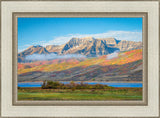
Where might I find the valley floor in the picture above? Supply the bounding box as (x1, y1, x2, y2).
(18, 87, 142, 100)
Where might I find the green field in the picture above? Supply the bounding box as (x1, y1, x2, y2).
(18, 87, 142, 100)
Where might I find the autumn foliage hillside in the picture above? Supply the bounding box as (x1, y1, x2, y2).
(18, 49, 142, 82)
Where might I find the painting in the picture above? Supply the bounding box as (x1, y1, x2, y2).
(17, 17, 143, 101)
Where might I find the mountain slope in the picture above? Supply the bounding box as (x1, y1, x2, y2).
(18, 49, 142, 82)
(61, 37, 119, 57)
(117, 40, 142, 51)
(45, 45, 64, 54)
(18, 45, 49, 62)
(60, 37, 142, 55)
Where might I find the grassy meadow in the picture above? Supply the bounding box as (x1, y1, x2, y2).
(18, 87, 142, 100)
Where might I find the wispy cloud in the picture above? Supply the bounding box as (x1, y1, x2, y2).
(25, 53, 86, 61)
(106, 50, 120, 60)
(32, 41, 47, 46)
(44, 30, 142, 46)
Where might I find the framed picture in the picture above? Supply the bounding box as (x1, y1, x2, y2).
(1, 0, 159, 118)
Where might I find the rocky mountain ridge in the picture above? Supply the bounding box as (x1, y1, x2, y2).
(18, 45, 49, 62)
(18, 37, 142, 62)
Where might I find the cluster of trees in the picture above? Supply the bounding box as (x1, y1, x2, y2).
(41, 81, 111, 90)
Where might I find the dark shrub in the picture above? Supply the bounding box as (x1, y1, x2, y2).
(41, 81, 111, 90)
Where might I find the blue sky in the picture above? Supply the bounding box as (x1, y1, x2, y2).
(18, 18, 142, 52)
